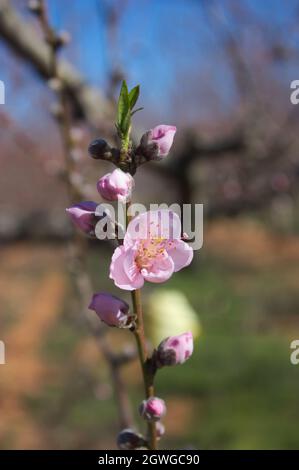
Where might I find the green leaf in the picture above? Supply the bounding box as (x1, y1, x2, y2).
(117, 80, 130, 134)
(131, 107, 144, 117)
(121, 113, 131, 138)
(128, 85, 140, 110)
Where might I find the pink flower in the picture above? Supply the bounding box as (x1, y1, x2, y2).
(88, 292, 132, 328)
(97, 168, 134, 203)
(139, 397, 166, 421)
(66, 201, 99, 236)
(109, 210, 193, 290)
(157, 332, 194, 366)
(140, 125, 176, 159)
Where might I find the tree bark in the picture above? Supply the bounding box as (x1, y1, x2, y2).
(0, 0, 113, 129)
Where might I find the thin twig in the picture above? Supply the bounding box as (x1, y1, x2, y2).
(131, 288, 157, 450)
(126, 204, 157, 450)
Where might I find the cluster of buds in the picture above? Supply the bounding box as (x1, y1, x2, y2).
(116, 399, 166, 448)
(88, 124, 176, 174)
(66, 123, 176, 235)
(132, 332, 193, 446)
(88, 80, 176, 174)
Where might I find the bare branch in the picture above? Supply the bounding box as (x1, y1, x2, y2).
(0, 0, 113, 128)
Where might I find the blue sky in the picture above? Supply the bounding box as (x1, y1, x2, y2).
(2, 0, 299, 129)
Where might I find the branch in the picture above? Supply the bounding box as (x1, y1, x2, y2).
(0, 0, 113, 128)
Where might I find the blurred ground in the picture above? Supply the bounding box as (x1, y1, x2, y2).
(0, 219, 299, 449)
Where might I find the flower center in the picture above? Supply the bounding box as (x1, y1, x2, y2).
(135, 238, 166, 269)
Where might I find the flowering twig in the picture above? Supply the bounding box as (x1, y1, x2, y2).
(29, 4, 194, 450)
(84, 81, 194, 450)
(115, 88, 158, 447)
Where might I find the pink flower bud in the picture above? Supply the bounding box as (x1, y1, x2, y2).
(140, 125, 176, 159)
(88, 292, 132, 328)
(139, 397, 166, 422)
(97, 169, 134, 203)
(66, 201, 100, 236)
(157, 332, 193, 366)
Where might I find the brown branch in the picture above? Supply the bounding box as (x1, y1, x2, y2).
(0, 0, 113, 129)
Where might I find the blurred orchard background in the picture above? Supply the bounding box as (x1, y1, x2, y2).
(1, 0, 299, 450)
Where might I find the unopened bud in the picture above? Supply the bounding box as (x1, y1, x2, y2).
(137, 132, 159, 161)
(156, 332, 194, 367)
(66, 201, 103, 237)
(139, 397, 166, 422)
(117, 429, 146, 450)
(138, 125, 177, 161)
(97, 169, 134, 203)
(88, 138, 111, 160)
(88, 293, 133, 328)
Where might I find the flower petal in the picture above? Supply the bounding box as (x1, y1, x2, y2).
(125, 210, 181, 247)
(151, 125, 177, 156)
(110, 246, 135, 290)
(167, 239, 193, 272)
(142, 252, 174, 283)
(110, 246, 144, 290)
(123, 247, 145, 289)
